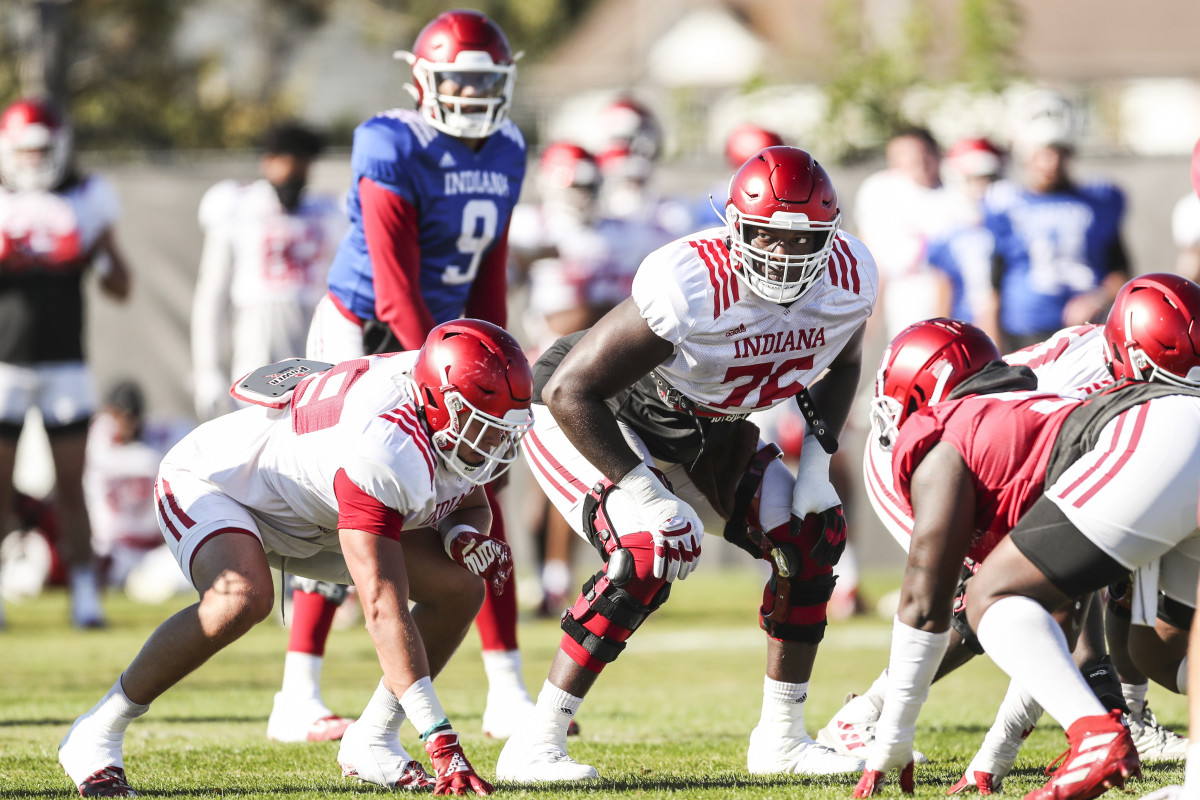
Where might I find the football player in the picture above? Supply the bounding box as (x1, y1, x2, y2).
(288, 9, 533, 744)
(57, 320, 527, 798)
(496, 145, 878, 781)
(191, 121, 346, 422)
(987, 89, 1129, 351)
(854, 275, 1200, 800)
(0, 97, 133, 629)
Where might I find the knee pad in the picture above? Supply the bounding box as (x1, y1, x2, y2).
(559, 531, 670, 673)
(723, 445, 782, 557)
(757, 521, 838, 644)
(291, 577, 349, 605)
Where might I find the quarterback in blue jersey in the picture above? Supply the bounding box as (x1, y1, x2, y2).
(985, 90, 1129, 351)
(282, 9, 538, 753)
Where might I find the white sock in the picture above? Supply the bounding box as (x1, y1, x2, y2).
(400, 676, 449, 739)
(1178, 658, 1189, 696)
(758, 676, 809, 740)
(357, 678, 406, 736)
(70, 566, 103, 622)
(541, 560, 572, 596)
(1121, 681, 1149, 716)
(482, 649, 529, 700)
(872, 619, 949, 770)
(971, 679, 1043, 773)
(862, 669, 890, 707)
(280, 651, 324, 703)
(97, 676, 150, 732)
(976, 596, 1106, 729)
(532, 680, 582, 744)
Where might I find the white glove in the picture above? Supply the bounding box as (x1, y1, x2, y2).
(791, 433, 840, 517)
(616, 463, 703, 582)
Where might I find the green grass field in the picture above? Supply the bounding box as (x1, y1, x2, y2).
(0, 567, 1187, 799)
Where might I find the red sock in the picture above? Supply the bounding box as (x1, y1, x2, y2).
(288, 590, 339, 656)
(476, 485, 518, 652)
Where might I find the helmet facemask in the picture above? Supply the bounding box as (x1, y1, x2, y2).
(400, 50, 515, 139)
(0, 120, 70, 192)
(724, 206, 840, 304)
(431, 389, 533, 485)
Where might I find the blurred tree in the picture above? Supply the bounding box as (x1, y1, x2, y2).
(0, 0, 592, 152)
(817, 0, 1022, 160)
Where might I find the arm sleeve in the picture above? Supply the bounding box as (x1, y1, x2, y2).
(190, 222, 235, 382)
(360, 177, 437, 351)
(334, 468, 405, 540)
(463, 220, 510, 327)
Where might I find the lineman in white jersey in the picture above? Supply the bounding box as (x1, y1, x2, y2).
(497, 146, 879, 781)
(191, 122, 346, 421)
(58, 320, 531, 798)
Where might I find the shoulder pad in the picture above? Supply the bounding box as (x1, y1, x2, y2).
(230, 358, 334, 409)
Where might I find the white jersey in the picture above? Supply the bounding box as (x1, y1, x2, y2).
(512, 203, 673, 351)
(853, 170, 974, 336)
(0, 176, 120, 265)
(865, 323, 1113, 545)
(84, 413, 191, 555)
(1172, 191, 1200, 250)
(191, 179, 347, 385)
(160, 352, 474, 560)
(632, 228, 878, 415)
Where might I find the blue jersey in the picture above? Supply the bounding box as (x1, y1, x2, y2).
(927, 225, 995, 324)
(327, 108, 526, 324)
(985, 180, 1124, 337)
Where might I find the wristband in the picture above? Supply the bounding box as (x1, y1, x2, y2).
(441, 524, 479, 557)
(615, 462, 671, 507)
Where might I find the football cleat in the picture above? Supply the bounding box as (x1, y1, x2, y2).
(951, 721, 1032, 793)
(266, 692, 353, 742)
(1026, 711, 1140, 800)
(481, 692, 535, 740)
(747, 726, 866, 775)
(817, 693, 928, 763)
(336, 720, 433, 790)
(76, 766, 136, 798)
(1126, 705, 1188, 762)
(495, 731, 598, 782)
(855, 762, 915, 797)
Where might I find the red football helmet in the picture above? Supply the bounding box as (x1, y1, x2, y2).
(1103, 273, 1200, 388)
(724, 124, 785, 171)
(394, 10, 517, 139)
(599, 97, 662, 161)
(870, 318, 1001, 449)
(945, 137, 1004, 179)
(0, 98, 71, 192)
(412, 319, 534, 484)
(724, 146, 841, 304)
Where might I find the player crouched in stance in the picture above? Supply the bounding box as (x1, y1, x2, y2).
(496, 145, 879, 782)
(856, 274, 1200, 800)
(58, 320, 530, 797)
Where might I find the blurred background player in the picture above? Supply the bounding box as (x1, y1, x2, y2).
(594, 96, 693, 237)
(509, 140, 671, 616)
(854, 126, 973, 339)
(191, 121, 345, 422)
(985, 88, 1129, 351)
(691, 122, 786, 229)
(925, 137, 1006, 336)
(84, 380, 192, 596)
(0, 97, 132, 629)
(297, 8, 534, 743)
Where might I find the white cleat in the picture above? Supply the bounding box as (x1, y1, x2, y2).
(336, 720, 433, 790)
(747, 726, 866, 775)
(1127, 705, 1189, 762)
(481, 692, 536, 740)
(495, 732, 598, 783)
(816, 693, 928, 763)
(59, 711, 126, 792)
(266, 692, 353, 742)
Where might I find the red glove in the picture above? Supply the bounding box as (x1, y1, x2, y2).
(794, 505, 848, 566)
(443, 527, 513, 594)
(424, 731, 493, 796)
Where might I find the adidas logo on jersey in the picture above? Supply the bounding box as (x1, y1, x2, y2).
(439, 152, 457, 168)
(725, 323, 746, 337)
